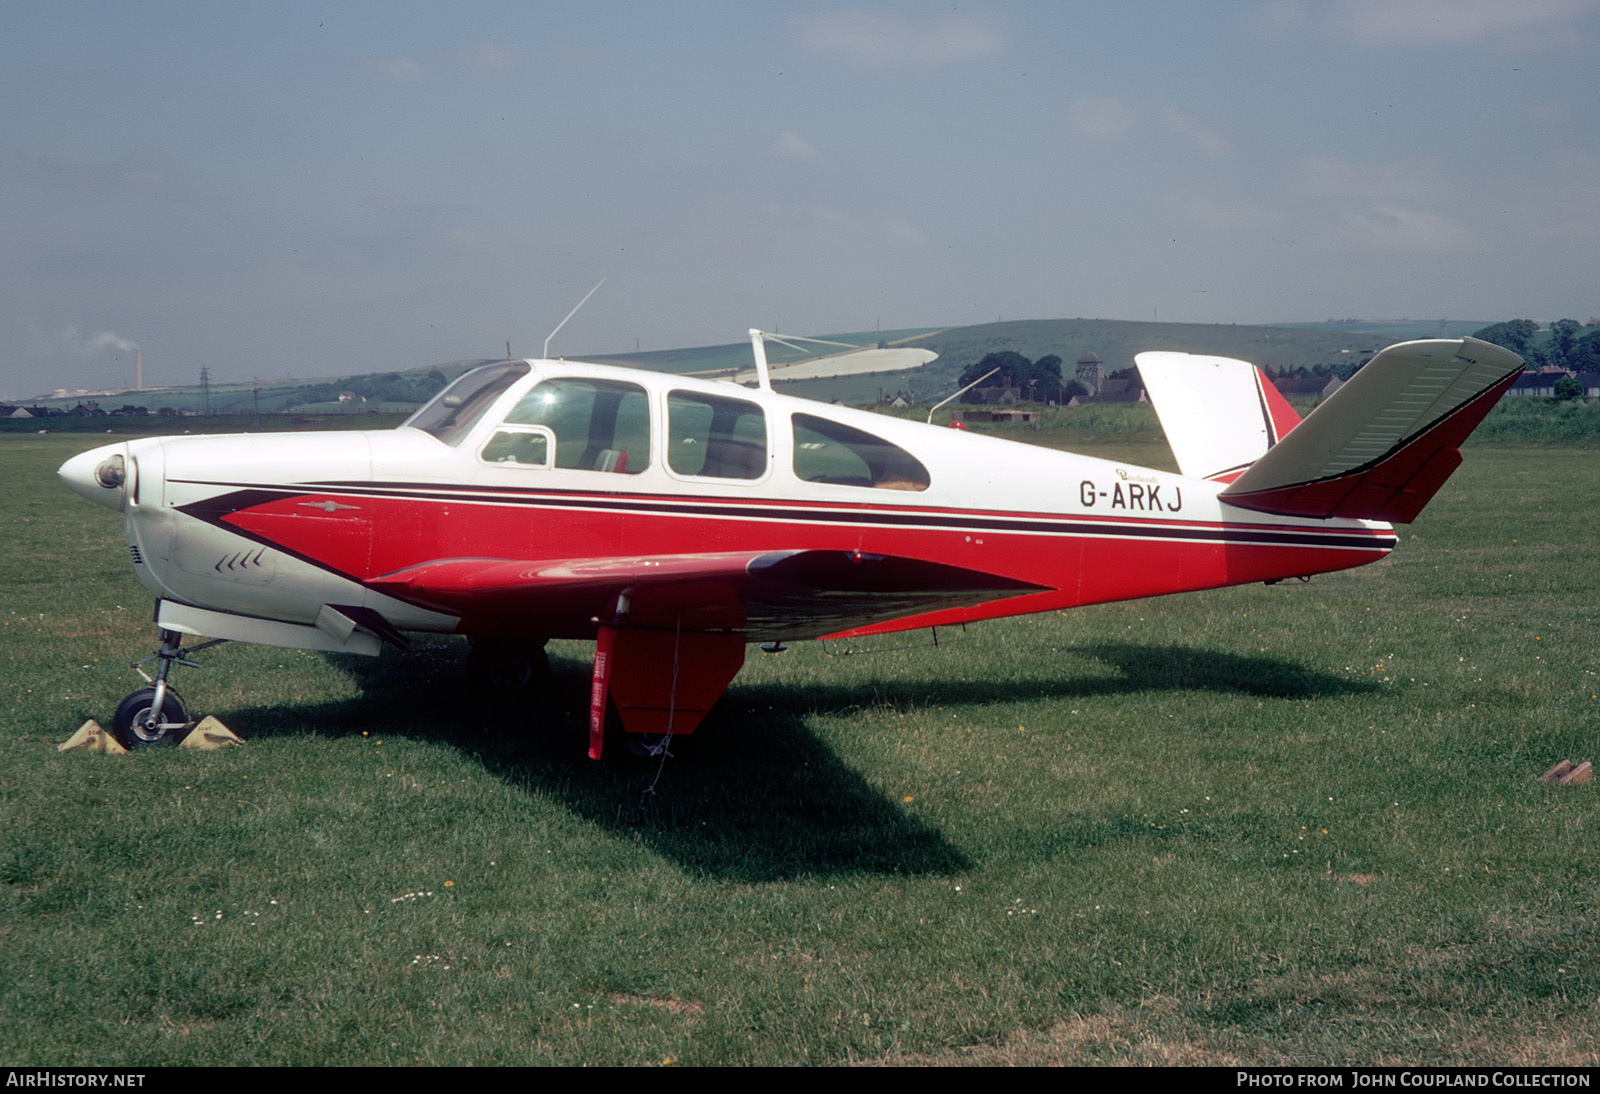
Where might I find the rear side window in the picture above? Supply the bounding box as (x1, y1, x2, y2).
(668, 391, 768, 480)
(792, 413, 929, 491)
(503, 379, 650, 474)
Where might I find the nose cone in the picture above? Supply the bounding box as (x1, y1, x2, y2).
(60, 442, 129, 511)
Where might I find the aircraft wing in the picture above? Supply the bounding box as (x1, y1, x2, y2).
(367, 548, 1048, 640)
(732, 346, 938, 384)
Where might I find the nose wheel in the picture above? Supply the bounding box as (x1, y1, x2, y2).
(114, 627, 226, 748)
(112, 687, 189, 748)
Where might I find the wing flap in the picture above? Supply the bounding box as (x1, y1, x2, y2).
(369, 549, 1048, 640)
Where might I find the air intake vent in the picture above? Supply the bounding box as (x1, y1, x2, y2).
(128, 544, 144, 565)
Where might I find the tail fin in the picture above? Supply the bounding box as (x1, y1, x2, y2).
(1137, 351, 1302, 482)
(1219, 337, 1522, 523)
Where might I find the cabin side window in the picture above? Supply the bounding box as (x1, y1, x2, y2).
(667, 391, 768, 480)
(792, 413, 930, 491)
(501, 379, 651, 474)
(479, 426, 551, 467)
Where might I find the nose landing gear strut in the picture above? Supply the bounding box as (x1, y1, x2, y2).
(112, 628, 227, 749)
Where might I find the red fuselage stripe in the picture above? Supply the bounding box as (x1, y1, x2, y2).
(172, 479, 1396, 636)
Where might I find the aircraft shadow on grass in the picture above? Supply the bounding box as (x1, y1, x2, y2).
(741, 639, 1382, 708)
(218, 639, 1374, 882)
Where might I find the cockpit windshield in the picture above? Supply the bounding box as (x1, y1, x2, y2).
(403, 362, 531, 446)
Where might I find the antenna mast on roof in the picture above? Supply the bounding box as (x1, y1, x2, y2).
(543, 277, 607, 359)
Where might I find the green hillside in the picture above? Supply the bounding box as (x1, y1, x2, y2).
(755, 319, 1423, 404)
(25, 317, 1503, 417)
(570, 318, 1469, 405)
(582, 318, 1509, 405)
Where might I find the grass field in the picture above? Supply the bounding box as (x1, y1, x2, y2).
(2, 427, 1596, 1066)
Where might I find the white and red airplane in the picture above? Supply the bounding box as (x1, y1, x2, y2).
(59, 331, 1522, 757)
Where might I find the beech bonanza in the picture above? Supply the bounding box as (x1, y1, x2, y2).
(59, 331, 1522, 757)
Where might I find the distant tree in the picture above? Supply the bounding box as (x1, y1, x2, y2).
(958, 351, 1032, 401)
(1550, 319, 1582, 370)
(1554, 375, 1582, 401)
(1472, 319, 1539, 357)
(1574, 330, 1600, 372)
(1029, 354, 1065, 401)
(1335, 356, 1369, 380)
(1063, 379, 1089, 400)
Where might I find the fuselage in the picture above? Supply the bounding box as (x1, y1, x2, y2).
(59, 358, 1398, 647)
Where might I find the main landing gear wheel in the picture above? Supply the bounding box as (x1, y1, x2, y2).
(112, 687, 189, 748)
(467, 641, 549, 695)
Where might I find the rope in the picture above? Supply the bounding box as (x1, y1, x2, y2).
(628, 615, 681, 824)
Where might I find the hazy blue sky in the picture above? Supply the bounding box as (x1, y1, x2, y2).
(3, 1, 1596, 397)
